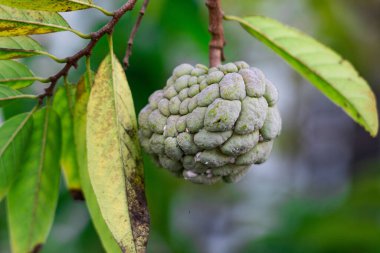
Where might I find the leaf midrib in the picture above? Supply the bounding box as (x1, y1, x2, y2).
(228, 15, 371, 133)
(0, 47, 44, 54)
(0, 77, 35, 82)
(0, 18, 70, 31)
(109, 54, 136, 253)
(3, 0, 94, 9)
(0, 110, 33, 157)
(26, 107, 50, 249)
(0, 95, 36, 101)
(66, 0, 94, 8)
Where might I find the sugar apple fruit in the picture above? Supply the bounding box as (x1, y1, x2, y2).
(138, 62, 281, 184)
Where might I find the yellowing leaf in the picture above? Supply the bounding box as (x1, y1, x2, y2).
(0, 60, 35, 89)
(0, 111, 33, 201)
(226, 15, 379, 137)
(74, 75, 122, 253)
(0, 5, 70, 36)
(87, 54, 149, 253)
(53, 85, 82, 198)
(0, 0, 93, 12)
(76, 73, 92, 99)
(7, 106, 61, 253)
(0, 36, 45, 60)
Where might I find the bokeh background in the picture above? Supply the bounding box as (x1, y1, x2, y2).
(1, 0, 380, 252)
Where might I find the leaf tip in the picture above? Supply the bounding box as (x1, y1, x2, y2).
(31, 243, 43, 253)
(369, 123, 379, 138)
(69, 189, 85, 201)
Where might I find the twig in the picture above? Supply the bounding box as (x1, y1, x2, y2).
(38, 0, 138, 102)
(123, 0, 150, 68)
(206, 0, 226, 67)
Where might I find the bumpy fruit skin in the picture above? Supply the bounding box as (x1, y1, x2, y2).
(138, 62, 281, 184)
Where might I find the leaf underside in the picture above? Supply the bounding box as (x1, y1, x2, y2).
(7, 106, 61, 253)
(0, 36, 45, 60)
(0, 5, 70, 36)
(226, 15, 378, 137)
(0, 0, 93, 12)
(87, 54, 149, 253)
(0, 60, 35, 89)
(0, 112, 33, 201)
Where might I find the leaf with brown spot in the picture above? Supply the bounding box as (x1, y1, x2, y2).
(87, 54, 149, 253)
(0, 36, 46, 60)
(0, 5, 70, 36)
(0, 0, 93, 12)
(74, 73, 122, 252)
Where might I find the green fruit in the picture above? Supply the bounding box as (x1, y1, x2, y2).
(138, 62, 281, 184)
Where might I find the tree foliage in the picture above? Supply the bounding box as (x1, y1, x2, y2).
(0, 1, 377, 253)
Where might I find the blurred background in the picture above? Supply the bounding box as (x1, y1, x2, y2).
(1, 0, 380, 252)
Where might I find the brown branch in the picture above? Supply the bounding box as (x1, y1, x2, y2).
(38, 0, 138, 102)
(206, 0, 226, 67)
(123, 0, 150, 68)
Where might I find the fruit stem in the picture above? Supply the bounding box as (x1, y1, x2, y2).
(206, 0, 226, 67)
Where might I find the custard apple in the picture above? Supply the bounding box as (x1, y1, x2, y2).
(138, 62, 281, 184)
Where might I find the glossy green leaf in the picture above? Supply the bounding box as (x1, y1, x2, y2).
(226, 15, 379, 137)
(0, 60, 35, 89)
(53, 85, 82, 198)
(7, 106, 61, 253)
(74, 75, 122, 253)
(87, 54, 149, 253)
(0, 85, 37, 106)
(0, 0, 93, 12)
(0, 5, 70, 36)
(0, 111, 33, 201)
(0, 85, 21, 106)
(0, 36, 45, 60)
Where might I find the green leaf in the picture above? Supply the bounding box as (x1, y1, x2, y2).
(87, 54, 149, 253)
(74, 75, 122, 253)
(0, 111, 33, 201)
(0, 0, 93, 12)
(0, 60, 36, 89)
(0, 85, 37, 106)
(0, 85, 21, 106)
(226, 15, 379, 137)
(0, 36, 45, 60)
(7, 106, 61, 253)
(0, 5, 71, 36)
(53, 85, 82, 198)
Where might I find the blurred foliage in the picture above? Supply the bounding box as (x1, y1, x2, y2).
(243, 162, 380, 253)
(1, 0, 380, 252)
